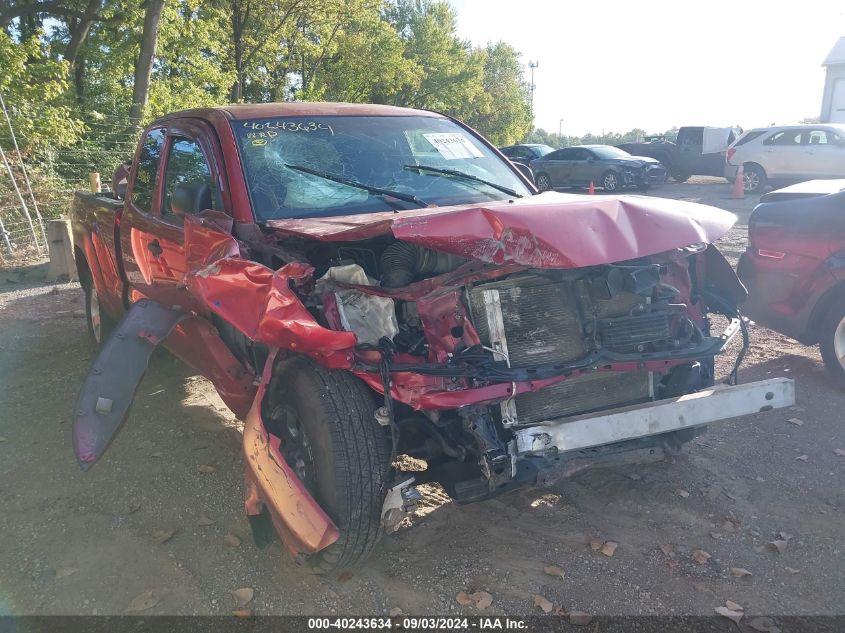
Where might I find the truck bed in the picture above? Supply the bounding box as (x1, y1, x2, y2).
(71, 190, 125, 318)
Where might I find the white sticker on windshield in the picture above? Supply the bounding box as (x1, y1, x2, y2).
(422, 133, 484, 160)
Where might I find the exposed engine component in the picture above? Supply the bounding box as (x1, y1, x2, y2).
(381, 242, 467, 287)
(466, 268, 686, 425)
(318, 264, 398, 345)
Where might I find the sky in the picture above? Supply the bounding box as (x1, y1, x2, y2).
(449, 0, 845, 136)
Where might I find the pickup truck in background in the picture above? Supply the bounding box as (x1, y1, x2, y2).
(618, 126, 742, 182)
(70, 103, 793, 572)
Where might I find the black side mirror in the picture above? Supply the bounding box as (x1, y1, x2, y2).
(171, 181, 212, 216)
(512, 161, 535, 184)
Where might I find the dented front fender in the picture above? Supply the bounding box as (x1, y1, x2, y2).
(242, 350, 339, 555)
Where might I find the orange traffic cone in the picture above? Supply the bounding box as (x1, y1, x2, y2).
(588, 181, 595, 195)
(732, 165, 745, 199)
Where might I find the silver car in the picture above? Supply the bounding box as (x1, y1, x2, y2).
(725, 123, 845, 193)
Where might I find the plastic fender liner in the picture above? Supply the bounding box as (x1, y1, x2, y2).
(73, 299, 188, 470)
(242, 349, 340, 555)
(703, 245, 748, 308)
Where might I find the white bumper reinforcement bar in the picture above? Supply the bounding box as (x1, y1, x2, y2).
(514, 377, 795, 455)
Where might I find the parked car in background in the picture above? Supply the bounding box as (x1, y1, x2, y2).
(498, 143, 554, 168)
(618, 126, 741, 182)
(529, 145, 666, 192)
(725, 124, 845, 194)
(738, 179, 845, 385)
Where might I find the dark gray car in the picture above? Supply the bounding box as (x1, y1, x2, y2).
(529, 145, 666, 192)
(498, 143, 555, 168)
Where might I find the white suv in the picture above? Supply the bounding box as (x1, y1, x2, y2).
(725, 123, 845, 193)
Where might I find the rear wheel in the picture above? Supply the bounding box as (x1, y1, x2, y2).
(601, 170, 622, 192)
(535, 172, 552, 191)
(83, 281, 114, 346)
(819, 295, 845, 389)
(671, 172, 691, 183)
(266, 357, 391, 573)
(742, 164, 767, 194)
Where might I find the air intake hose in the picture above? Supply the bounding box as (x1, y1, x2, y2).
(381, 241, 467, 288)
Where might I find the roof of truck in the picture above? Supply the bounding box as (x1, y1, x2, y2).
(213, 102, 443, 119)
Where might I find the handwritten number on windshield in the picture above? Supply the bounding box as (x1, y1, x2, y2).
(242, 121, 334, 135)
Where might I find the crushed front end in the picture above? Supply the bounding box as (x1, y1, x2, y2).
(178, 195, 794, 557)
(309, 236, 777, 505)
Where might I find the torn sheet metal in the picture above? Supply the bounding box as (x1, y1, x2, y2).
(73, 299, 188, 470)
(265, 191, 736, 268)
(242, 350, 339, 555)
(184, 258, 356, 367)
(183, 210, 242, 271)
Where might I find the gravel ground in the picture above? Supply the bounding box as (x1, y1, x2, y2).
(0, 179, 843, 620)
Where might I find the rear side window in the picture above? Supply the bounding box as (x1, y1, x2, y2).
(805, 130, 832, 145)
(677, 127, 703, 146)
(132, 128, 165, 212)
(734, 131, 765, 146)
(764, 130, 802, 146)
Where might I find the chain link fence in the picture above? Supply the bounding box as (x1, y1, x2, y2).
(0, 108, 139, 264)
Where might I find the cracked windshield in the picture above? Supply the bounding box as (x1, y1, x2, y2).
(233, 115, 531, 219)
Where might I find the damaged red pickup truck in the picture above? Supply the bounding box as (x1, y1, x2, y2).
(71, 103, 794, 572)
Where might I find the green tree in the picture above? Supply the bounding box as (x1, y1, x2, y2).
(462, 42, 531, 145)
(385, 0, 483, 114)
(0, 30, 82, 152)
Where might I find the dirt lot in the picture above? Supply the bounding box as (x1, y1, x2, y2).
(1, 179, 843, 619)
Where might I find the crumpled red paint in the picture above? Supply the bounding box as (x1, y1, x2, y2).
(185, 258, 356, 367)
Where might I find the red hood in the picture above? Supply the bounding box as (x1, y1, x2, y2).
(264, 192, 736, 268)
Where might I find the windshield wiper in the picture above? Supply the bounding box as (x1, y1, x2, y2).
(403, 164, 522, 198)
(285, 163, 427, 208)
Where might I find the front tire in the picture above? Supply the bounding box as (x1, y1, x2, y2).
(819, 295, 845, 389)
(671, 172, 691, 183)
(601, 170, 622, 192)
(266, 357, 391, 573)
(535, 172, 552, 191)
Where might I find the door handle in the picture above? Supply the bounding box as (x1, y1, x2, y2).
(147, 239, 163, 258)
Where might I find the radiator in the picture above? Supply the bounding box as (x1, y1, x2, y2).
(468, 275, 653, 425)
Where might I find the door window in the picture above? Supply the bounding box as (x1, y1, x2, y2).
(764, 130, 802, 146)
(131, 128, 165, 212)
(569, 148, 590, 160)
(546, 149, 572, 160)
(162, 138, 220, 219)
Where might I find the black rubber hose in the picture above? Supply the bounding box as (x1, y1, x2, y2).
(380, 241, 467, 287)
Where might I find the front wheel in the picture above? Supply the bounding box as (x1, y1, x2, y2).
(819, 295, 845, 389)
(266, 357, 391, 573)
(601, 170, 622, 192)
(535, 172, 552, 191)
(671, 172, 691, 183)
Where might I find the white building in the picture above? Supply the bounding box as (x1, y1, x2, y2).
(821, 37, 845, 123)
